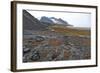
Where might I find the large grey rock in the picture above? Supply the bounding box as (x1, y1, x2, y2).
(30, 50, 40, 61)
(23, 47, 30, 54)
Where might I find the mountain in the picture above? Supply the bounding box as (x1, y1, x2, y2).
(40, 16, 71, 26)
(50, 17, 69, 25)
(40, 16, 54, 24)
(23, 10, 48, 31)
(58, 18, 69, 25)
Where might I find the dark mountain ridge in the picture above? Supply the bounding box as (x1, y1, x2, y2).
(23, 10, 48, 31)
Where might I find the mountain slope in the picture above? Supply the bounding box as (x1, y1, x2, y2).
(23, 10, 48, 31)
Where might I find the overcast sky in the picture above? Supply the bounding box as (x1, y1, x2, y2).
(27, 10, 91, 27)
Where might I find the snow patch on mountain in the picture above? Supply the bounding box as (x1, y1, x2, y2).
(40, 16, 71, 26)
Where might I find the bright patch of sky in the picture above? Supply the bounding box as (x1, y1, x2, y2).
(27, 10, 91, 27)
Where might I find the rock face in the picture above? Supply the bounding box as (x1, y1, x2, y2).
(23, 10, 48, 31)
